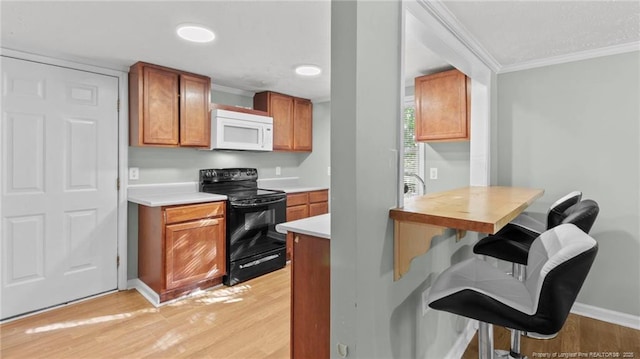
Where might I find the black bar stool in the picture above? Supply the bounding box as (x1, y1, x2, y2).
(473, 196, 599, 353)
(427, 223, 598, 359)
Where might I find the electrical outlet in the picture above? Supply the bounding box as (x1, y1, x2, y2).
(422, 288, 430, 316)
(129, 167, 139, 180)
(429, 167, 438, 180)
(275, 166, 281, 176)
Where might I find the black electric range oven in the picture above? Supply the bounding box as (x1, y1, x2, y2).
(199, 168, 286, 286)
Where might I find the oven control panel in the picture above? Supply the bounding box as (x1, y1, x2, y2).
(200, 168, 258, 183)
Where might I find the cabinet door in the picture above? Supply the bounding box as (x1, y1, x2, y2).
(415, 69, 469, 142)
(180, 74, 211, 147)
(270, 93, 295, 151)
(293, 98, 312, 152)
(165, 218, 225, 290)
(291, 234, 330, 359)
(286, 204, 309, 260)
(143, 66, 179, 145)
(309, 202, 329, 217)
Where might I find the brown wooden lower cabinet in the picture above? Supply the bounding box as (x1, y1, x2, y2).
(285, 189, 329, 260)
(138, 201, 226, 302)
(291, 233, 330, 359)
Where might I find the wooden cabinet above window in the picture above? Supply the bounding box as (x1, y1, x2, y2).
(253, 91, 312, 152)
(129, 62, 211, 148)
(414, 69, 470, 142)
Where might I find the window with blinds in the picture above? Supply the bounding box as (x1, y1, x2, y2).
(403, 98, 424, 198)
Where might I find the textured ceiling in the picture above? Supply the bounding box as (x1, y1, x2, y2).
(441, 1, 640, 67)
(1, 1, 638, 100)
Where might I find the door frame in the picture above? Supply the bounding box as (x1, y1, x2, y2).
(398, 0, 496, 206)
(0, 48, 129, 291)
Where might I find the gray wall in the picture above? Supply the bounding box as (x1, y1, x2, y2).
(497, 51, 640, 316)
(126, 91, 331, 279)
(424, 142, 470, 193)
(331, 2, 475, 358)
(128, 90, 330, 185)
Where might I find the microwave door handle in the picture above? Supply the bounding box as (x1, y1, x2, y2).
(262, 127, 266, 149)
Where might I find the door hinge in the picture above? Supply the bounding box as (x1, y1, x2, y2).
(117, 99, 120, 112)
(117, 178, 120, 190)
(117, 255, 120, 268)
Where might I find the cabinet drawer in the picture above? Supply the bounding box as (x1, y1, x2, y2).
(287, 204, 309, 221)
(287, 193, 309, 207)
(309, 190, 328, 203)
(165, 202, 225, 224)
(309, 202, 329, 217)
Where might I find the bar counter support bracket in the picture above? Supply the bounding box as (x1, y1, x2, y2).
(393, 220, 446, 281)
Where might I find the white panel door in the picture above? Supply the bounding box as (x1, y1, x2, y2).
(1, 57, 119, 319)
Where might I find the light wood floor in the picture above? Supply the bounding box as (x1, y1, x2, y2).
(1, 266, 291, 359)
(2, 264, 639, 358)
(463, 314, 640, 359)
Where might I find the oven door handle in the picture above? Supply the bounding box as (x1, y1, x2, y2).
(230, 197, 286, 208)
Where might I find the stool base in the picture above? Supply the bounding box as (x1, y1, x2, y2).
(525, 331, 558, 340)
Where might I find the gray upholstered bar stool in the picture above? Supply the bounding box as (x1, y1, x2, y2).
(474, 197, 599, 347)
(427, 224, 598, 359)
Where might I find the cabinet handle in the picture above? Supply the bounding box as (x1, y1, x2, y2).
(295, 236, 299, 243)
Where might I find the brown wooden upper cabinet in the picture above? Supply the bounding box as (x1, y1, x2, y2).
(253, 91, 312, 152)
(414, 69, 470, 142)
(129, 62, 211, 148)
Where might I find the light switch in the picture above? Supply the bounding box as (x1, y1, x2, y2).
(429, 168, 438, 180)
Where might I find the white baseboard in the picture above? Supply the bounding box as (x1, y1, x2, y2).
(442, 303, 639, 359)
(571, 302, 640, 330)
(127, 279, 160, 307)
(445, 319, 478, 359)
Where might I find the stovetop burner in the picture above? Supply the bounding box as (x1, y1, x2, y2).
(199, 168, 285, 202)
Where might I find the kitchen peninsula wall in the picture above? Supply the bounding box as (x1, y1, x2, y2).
(128, 89, 331, 188)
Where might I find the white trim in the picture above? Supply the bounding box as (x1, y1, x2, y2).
(469, 79, 491, 186)
(117, 70, 129, 291)
(405, 0, 494, 190)
(211, 83, 254, 97)
(0, 48, 127, 74)
(1, 47, 129, 291)
(440, 305, 640, 358)
(128, 278, 227, 308)
(415, 0, 501, 73)
(0, 290, 117, 324)
(128, 279, 161, 307)
(398, 5, 408, 207)
(499, 42, 640, 74)
(444, 319, 478, 359)
(312, 96, 331, 103)
(571, 302, 640, 331)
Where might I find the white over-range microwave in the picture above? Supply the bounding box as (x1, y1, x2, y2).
(208, 108, 273, 151)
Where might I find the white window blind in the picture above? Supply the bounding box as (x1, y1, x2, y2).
(403, 97, 425, 198)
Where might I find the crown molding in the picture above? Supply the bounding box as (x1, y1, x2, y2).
(499, 41, 640, 74)
(416, 0, 501, 73)
(211, 83, 255, 98)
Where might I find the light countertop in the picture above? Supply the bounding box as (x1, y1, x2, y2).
(257, 177, 329, 194)
(276, 214, 330, 239)
(389, 186, 544, 234)
(271, 186, 329, 194)
(127, 182, 226, 207)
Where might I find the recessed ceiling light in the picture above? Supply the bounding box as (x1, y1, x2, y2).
(176, 24, 215, 43)
(295, 65, 322, 76)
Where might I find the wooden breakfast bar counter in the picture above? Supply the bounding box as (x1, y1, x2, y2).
(389, 186, 544, 280)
